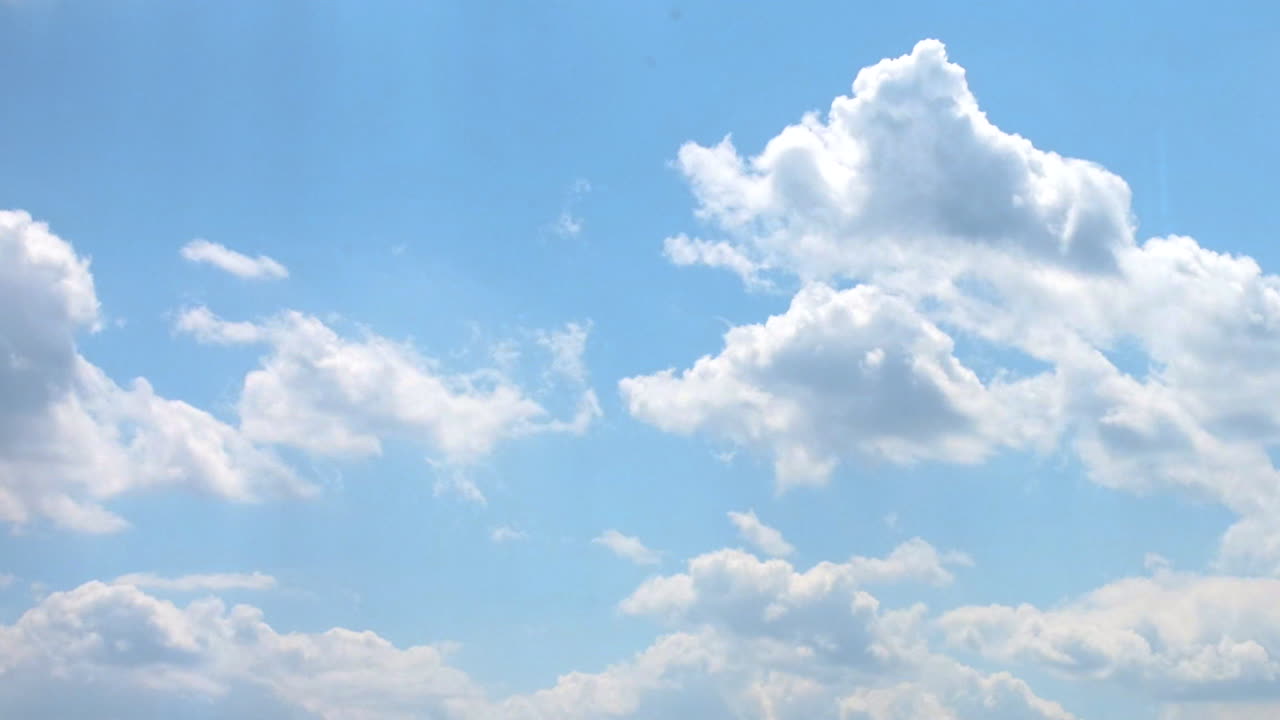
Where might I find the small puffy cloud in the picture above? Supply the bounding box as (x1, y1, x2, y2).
(727, 509, 794, 557)
(490, 526, 527, 543)
(175, 306, 264, 344)
(113, 572, 277, 593)
(180, 239, 288, 280)
(593, 530, 661, 566)
(175, 307, 599, 466)
(0, 211, 306, 533)
(939, 571, 1280, 699)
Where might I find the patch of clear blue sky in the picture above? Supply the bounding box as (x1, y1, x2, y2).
(0, 1, 1273, 715)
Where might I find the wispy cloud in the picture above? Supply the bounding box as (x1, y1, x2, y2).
(592, 529, 661, 565)
(113, 571, 277, 592)
(181, 239, 289, 280)
(550, 178, 591, 239)
(491, 526, 528, 543)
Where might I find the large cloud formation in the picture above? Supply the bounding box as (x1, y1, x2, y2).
(0, 538, 1071, 720)
(622, 39, 1280, 575)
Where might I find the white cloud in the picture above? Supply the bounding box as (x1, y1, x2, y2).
(180, 239, 288, 280)
(113, 572, 277, 592)
(593, 530, 661, 566)
(627, 38, 1280, 571)
(621, 283, 1055, 488)
(669, 39, 1132, 283)
(0, 580, 485, 719)
(727, 509, 794, 557)
(621, 538, 971, 630)
(490, 526, 527, 543)
(0, 211, 307, 533)
(175, 307, 600, 467)
(663, 234, 771, 290)
(939, 570, 1280, 700)
(0, 536, 1065, 720)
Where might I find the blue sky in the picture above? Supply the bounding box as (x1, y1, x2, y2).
(3, 2, 1280, 719)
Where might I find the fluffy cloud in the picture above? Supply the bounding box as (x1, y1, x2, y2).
(0, 580, 485, 719)
(593, 530, 662, 566)
(625, 38, 1280, 571)
(180, 239, 289, 280)
(669, 38, 1133, 284)
(0, 538, 1067, 720)
(728, 509, 794, 558)
(939, 570, 1280, 700)
(175, 307, 600, 465)
(621, 538, 972, 634)
(622, 283, 1055, 487)
(0, 211, 306, 533)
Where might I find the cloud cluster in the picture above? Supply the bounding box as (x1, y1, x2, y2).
(622, 39, 1280, 574)
(940, 570, 1280, 699)
(176, 306, 599, 466)
(0, 211, 306, 533)
(0, 540, 1069, 720)
(0, 208, 600, 531)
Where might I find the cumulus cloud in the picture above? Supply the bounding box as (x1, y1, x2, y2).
(180, 239, 289, 279)
(621, 538, 972, 634)
(939, 570, 1280, 700)
(624, 38, 1280, 572)
(593, 530, 661, 566)
(727, 509, 794, 557)
(622, 283, 1055, 488)
(0, 539, 1068, 720)
(113, 571, 277, 592)
(534, 538, 1066, 720)
(668, 38, 1133, 281)
(0, 580, 485, 719)
(174, 307, 600, 466)
(0, 211, 306, 533)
